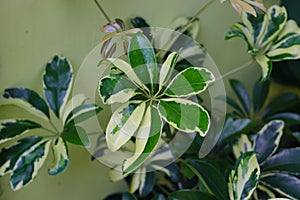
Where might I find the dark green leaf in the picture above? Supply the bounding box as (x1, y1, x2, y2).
(187, 160, 229, 200)
(122, 192, 137, 200)
(261, 173, 300, 199)
(0, 136, 42, 177)
(3, 88, 50, 119)
(65, 103, 102, 125)
(140, 171, 155, 197)
(262, 148, 300, 175)
(48, 138, 69, 175)
(151, 194, 166, 200)
(292, 132, 300, 143)
(10, 139, 51, 190)
(254, 120, 284, 163)
(61, 125, 90, 147)
(265, 112, 300, 125)
(129, 32, 158, 94)
(43, 55, 73, 117)
(216, 96, 245, 117)
(0, 120, 41, 144)
(218, 117, 256, 144)
(229, 79, 251, 115)
(253, 79, 270, 114)
(169, 190, 217, 200)
(262, 92, 299, 118)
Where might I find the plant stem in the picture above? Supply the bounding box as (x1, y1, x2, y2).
(178, 0, 216, 34)
(41, 127, 57, 135)
(94, 0, 111, 22)
(213, 59, 255, 83)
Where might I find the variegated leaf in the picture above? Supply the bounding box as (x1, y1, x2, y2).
(98, 73, 137, 104)
(158, 98, 210, 136)
(255, 55, 272, 81)
(65, 103, 102, 125)
(254, 120, 284, 163)
(3, 88, 50, 120)
(261, 173, 300, 200)
(62, 94, 88, 124)
(233, 134, 253, 159)
(123, 106, 162, 174)
(106, 101, 146, 152)
(261, 148, 300, 175)
(165, 67, 215, 97)
(228, 152, 260, 200)
(43, 55, 73, 118)
(158, 52, 179, 91)
(48, 137, 69, 175)
(129, 32, 158, 94)
(267, 20, 300, 61)
(0, 136, 42, 177)
(10, 139, 51, 190)
(0, 120, 41, 144)
(100, 58, 147, 92)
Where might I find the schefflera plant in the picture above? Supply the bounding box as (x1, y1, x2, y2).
(0, 55, 101, 190)
(226, 5, 300, 81)
(98, 32, 215, 174)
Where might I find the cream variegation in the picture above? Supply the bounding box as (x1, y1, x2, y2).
(226, 5, 300, 80)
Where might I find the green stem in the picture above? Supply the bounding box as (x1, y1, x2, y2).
(41, 127, 57, 135)
(93, 0, 111, 22)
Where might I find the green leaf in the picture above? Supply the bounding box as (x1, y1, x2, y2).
(10, 139, 51, 190)
(106, 101, 146, 152)
(187, 160, 229, 200)
(0, 120, 41, 144)
(262, 92, 299, 118)
(265, 112, 300, 125)
(165, 67, 215, 97)
(267, 20, 300, 61)
(99, 73, 138, 104)
(228, 152, 260, 200)
(229, 79, 251, 115)
(216, 96, 245, 117)
(140, 171, 155, 197)
(292, 132, 300, 144)
(151, 194, 165, 200)
(123, 106, 162, 174)
(100, 58, 147, 92)
(61, 125, 90, 147)
(65, 103, 102, 125)
(260, 173, 300, 199)
(61, 94, 88, 123)
(48, 137, 69, 175)
(43, 55, 73, 118)
(158, 98, 210, 136)
(218, 117, 256, 144)
(253, 79, 270, 114)
(0, 136, 42, 177)
(122, 192, 137, 200)
(3, 88, 50, 119)
(129, 32, 158, 94)
(254, 120, 284, 163)
(169, 190, 218, 200)
(261, 148, 300, 175)
(158, 52, 179, 91)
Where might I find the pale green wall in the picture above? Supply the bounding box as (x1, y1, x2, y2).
(0, 0, 279, 199)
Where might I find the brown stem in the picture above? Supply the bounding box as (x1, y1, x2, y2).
(94, 0, 111, 22)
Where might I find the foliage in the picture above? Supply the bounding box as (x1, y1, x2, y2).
(226, 5, 300, 80)
(0, 56, 101, 190)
